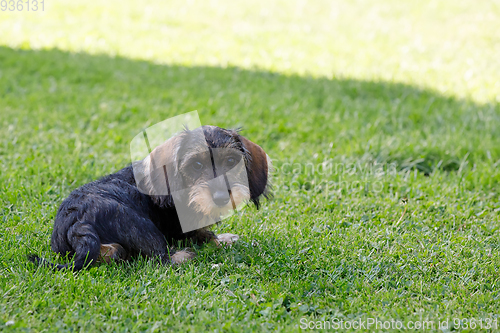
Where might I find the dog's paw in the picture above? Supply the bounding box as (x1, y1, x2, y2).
(171, 249, 196, 264)
(98, 243, 127, 264)
(216, 233, 240, 246)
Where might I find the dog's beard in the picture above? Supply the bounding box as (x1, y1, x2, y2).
(188, 183, 250, 219)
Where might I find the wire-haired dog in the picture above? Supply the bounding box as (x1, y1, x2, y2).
(29, 125, 270, 270)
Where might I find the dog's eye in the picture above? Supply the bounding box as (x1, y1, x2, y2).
(191, 161, 204, 171)
(226, 156, 236, 167)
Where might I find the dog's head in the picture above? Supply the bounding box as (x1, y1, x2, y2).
(136, 125, 270, 221)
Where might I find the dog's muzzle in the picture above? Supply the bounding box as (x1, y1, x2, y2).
(212, 190, 230, 207)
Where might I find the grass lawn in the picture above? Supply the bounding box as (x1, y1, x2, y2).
(1, 0, 500, 331)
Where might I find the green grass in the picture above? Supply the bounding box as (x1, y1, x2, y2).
(1, 0, 500, 331)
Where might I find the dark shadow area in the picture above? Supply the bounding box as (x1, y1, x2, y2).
(1, 45, 499, 177)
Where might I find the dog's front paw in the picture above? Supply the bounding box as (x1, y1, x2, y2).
(216, 233, 240, 246)
(171, 249, 196, 264)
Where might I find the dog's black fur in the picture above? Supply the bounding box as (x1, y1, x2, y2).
(29, 126, 270, 270)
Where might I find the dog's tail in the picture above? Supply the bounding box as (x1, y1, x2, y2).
(27, 253, 93, 271)
(27, 254, 70, 270)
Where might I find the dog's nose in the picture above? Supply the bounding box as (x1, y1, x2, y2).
(212, 191, 230, 207)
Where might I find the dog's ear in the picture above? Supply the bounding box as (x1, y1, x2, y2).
(238, 134, 270, 208)
(136, 134, 186, 207)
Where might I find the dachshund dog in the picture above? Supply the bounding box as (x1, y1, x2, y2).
(29, 125, 270, 270)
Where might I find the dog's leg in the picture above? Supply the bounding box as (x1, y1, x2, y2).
(117, 220, 171, 264)
(184, 228, 239, 247)
(66, 222, 101, 270)
(91, 203, 173, 264)
(185, 228, 218, 244)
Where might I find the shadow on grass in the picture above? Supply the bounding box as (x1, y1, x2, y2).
(1, 45, 498, 176)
